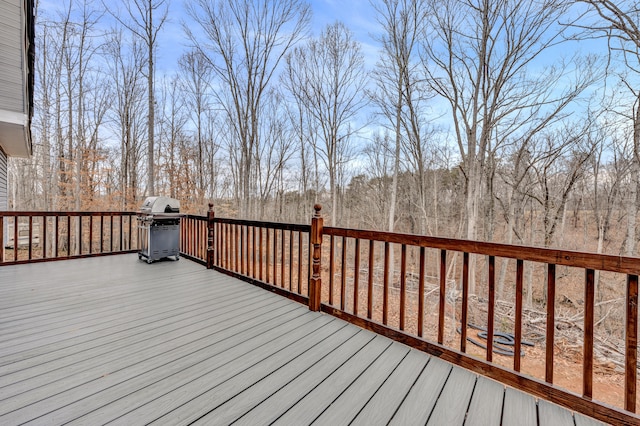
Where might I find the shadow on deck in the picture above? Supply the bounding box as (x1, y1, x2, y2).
(0, 255, 604, 425)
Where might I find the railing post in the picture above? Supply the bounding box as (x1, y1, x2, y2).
(207, 203, 215, 269)
(309, 204, 323, 311)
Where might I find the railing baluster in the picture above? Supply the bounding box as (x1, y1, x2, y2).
(195, 219, 199, 259)
(341, 236, 347, 311)
(354, 238, 360, 316)
(14, 216, 18, 261)
(329, 235, 335, 305)
(89, 216, 93, 254)
(211, 223, 220, 266)
(259, 227, 263, 281)
(383, 241, 390, 326)
(266, 227, 271, 283)
(273, 228, 278, 286)
(461, 252, 469, 353)
(240, 225, 247, 275)
(584, 268, 595, 399)
(42, 216, 47, 259)
(626, 274, 638, 413)
(28, 216, 33, 260)
(252, 226, 257, 277)
(281, 229, 286, 288)
(67, 215, 72, 257)
(487, 255, 496, 362)
(418, 246, 425, 338)
(222, 222, 226, 266)
(218, 222, 222, 266)
(78, 214, 83, 255)
(438, 249, 446, 344)
(235, 224, 240, 272)
(108, 215, 112, 253)
(241, 225, 245, 275)
(368, 240, 374, 320)
(400, 244, 407, 331)
(227, 223, 231, 269)
(514, 259, 524, 371)
(298, 231, 303, 294)
(220, 222, 224, 267)
(234, 224, 238, 270)
(100, 215, 104, 253)
(289, 230, 293, 291)
(202, 220, 205, 260)
(546, 263, 556, 383)
(232, 223, 235, 269)
(191, 218, 194, 256)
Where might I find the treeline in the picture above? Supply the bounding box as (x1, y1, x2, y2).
(8, 0, 640, 257)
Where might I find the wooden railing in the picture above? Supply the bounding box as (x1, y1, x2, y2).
(3, 206, 638, 423)
(200, 204, 640, 425)
(203, 204, 313, 305)
(180, 214, 208, 264)
(0, 211, 138, 265)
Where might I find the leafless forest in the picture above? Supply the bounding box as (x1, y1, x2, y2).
(8, 0, 640, 260)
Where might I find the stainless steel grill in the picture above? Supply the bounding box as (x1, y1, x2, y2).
(137, 196, 182, 264)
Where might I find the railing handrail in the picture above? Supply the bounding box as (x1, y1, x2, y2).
(0, 211, 137, 216)
(325, 225, 640, 275)
(214, 217, 311, 232)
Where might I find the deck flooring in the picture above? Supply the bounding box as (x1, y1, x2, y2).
(0, 255, 606, 425)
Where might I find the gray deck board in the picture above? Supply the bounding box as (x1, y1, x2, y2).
(502, 386, 538, 426)
(0, 297, 297, 412)
(23, 308, 314, 424)
(427, 363, 477, 426)
(464, 376, 504, 426)
(350, 348, 430, 426)
(191, 324, 363, 425)
(311, 339, 410, 425)
(538, 399, 575, 426)
(231, 330, 376, 426)
(575, 412, 608, 426)
(388, 357, 453, 425)
(0, 255, 605, 425)
(272, 335, 393, 425)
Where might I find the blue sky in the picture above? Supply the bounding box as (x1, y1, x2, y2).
(157, 0, 382, 75)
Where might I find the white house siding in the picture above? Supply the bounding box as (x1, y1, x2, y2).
(0, 0, 25, 114)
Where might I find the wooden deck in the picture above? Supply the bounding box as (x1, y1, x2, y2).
(0, 255, 606, 425)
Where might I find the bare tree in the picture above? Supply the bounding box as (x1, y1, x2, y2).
(179, 49, 212, 198)
(104, 30, 147, 208)
(578, 0, 640, 256)
(156, 75, 188, 200)
(105, 0, 168, 197)
(184, 0, 310, 217)
(284, 22, 368, 225)
(281, 56, 319, 220)
(422, 0, 600, 292)
(370, 0, 428, 234)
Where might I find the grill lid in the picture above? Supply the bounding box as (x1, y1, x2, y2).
(139, 196, 180, 215)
